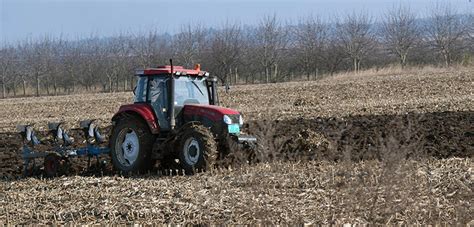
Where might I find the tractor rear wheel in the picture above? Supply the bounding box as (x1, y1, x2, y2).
(110, 115, 155, 174)
(176, 124, 218, 175)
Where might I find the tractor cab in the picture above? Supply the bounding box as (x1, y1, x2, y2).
(130, 64, 226, 132)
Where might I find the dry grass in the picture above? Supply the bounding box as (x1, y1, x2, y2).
(0, 66, 473, 224)
(0, 158, 471, 225)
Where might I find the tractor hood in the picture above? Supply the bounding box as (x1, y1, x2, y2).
(183, 104, 240, 121)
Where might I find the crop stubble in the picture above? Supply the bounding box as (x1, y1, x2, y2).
(0, 67, 473, 224)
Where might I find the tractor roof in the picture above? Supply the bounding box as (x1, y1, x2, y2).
(135, 65, 209, 77)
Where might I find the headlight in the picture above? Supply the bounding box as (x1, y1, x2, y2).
(223, 115, 232, 125)
(239, 115, 244, 126)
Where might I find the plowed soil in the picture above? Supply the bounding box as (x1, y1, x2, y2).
(0, 67, 473, 224)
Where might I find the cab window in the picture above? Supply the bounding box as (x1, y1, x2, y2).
(134, 77, 147, 103)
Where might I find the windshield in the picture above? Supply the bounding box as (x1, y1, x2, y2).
(174, 76, 209, 106)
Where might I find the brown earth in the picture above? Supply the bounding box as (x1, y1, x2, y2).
(1, 159, 472, 225)
(0, 66, 473, 224)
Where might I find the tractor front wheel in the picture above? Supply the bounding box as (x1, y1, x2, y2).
(110, 115, 155, 174)
(177, 124, 218, 175)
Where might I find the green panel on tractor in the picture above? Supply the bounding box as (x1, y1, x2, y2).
(228, 124, 240, 134)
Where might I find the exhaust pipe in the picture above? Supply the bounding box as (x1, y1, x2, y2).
(169, 59, 176, 131)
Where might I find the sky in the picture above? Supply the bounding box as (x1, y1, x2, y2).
(0, 0, 473, 44)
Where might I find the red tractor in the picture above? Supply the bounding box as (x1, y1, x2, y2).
(109, 61, 256, 174)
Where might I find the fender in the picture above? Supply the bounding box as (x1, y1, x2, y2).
(112, 103, 160, 134)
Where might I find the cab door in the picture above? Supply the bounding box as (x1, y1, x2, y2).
(148, 76, 170, 131)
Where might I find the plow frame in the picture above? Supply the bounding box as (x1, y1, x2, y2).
(18, 120, 110, 177)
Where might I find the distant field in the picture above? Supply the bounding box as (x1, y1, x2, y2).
(0, 67, 472, 131)
(0, 66, 473, 224)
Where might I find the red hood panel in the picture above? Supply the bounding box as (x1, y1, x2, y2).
(183, 104, 240, 121)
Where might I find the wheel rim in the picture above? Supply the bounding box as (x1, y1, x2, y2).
(45, 156, 58, 175)
(116, 128, 139, 167)
(183, 137, 200, 166)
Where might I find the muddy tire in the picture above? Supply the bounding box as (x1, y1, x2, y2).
(110, 115, 155, 174)
(176, 124, 218, 175)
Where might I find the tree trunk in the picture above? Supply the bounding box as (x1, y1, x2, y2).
(12, 83, 16, 97)
(235, 67, 238, 85)
(265, 67, 269, 83)
(354, 58, 358, 72)
(1, 77, 5, 99)
(273, 63, 278, 83)
(35, 74, 40, 97)
(115, 75, 119, 92)
(306, 62, 311, 80)
(401, 54, 407, 69)
(109, 76, 113, 93)
(444, 53, 450, 67)
(124, 77, 128, 91)
(22, 80, 26, 96)
(53, 80, 57, 96)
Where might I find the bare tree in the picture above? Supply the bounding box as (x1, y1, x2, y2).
(255, 15, 288, 83)
(381, 5, 419, 68)
(114, 34, 133, 91)
(425, 3, 469, 67)
(130, 30, 169, 68)
(173, 24, 207, 67)
(237, 28, 261, 84)
(103, 37, 124, 92)
(2, 5, 472, 97)
(12, 44, 30, 96)
(21, 37, 54, 97)
(321, 30, 346, 76)
(46, 37, 67, 96)
(295, 16, 328, 79)
(61, 40, 82, 94)
(81, 37, 105, 91)
(337, 12, 376, 72)
(209, 22, 242, 86)
(468, 14, 474, 65)
(0, 47, 15, 98)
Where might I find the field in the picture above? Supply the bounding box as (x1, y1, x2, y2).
(0, 67, 473, 224)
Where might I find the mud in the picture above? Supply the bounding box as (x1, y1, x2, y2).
(249, 111, 473, 161)
(1, 110, 472, 179)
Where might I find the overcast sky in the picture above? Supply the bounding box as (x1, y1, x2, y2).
(1, 0, 472, 44)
